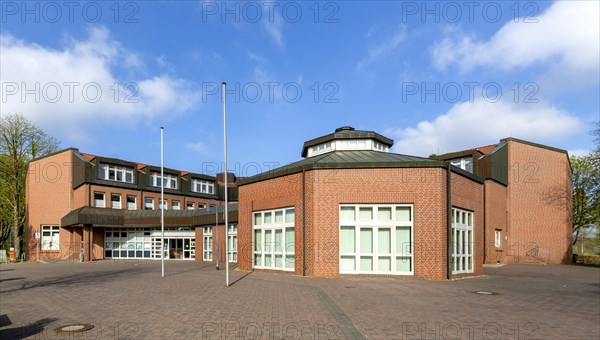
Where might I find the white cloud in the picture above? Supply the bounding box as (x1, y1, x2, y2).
(388, 99, 584, 157)
(247, 51, 268, 64)
(263, 12, 284, 49)
(186, 142, 209, 155)
(357, 25, 407, 70)
(431, 1, 599, 88)
(0, 26, 201, 141)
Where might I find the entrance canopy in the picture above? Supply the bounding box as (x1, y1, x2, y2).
(61, 204, 238, 228)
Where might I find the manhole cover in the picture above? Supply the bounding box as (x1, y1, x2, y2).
(474, 291, 498, 295)
(54, 324, 94, 334)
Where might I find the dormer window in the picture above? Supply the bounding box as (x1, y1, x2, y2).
(192, 179, 215, 194)
(450, 157, 473, 173)
(150, 172, 178, 189)
(98, 163, 134, 183)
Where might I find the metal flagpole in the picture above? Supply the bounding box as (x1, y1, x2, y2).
(161, 127, 165, 278)
(222, 81, 229, 287)
(215, 200, 219, 270)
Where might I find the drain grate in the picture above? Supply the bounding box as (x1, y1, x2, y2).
(54, 324, 94, 334)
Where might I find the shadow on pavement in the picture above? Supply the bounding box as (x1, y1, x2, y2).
(0, 318, 57, 339)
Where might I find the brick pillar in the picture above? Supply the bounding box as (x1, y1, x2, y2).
(83, 224, 92, 262)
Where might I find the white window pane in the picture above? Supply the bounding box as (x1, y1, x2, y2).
(360, 256, 373, 271)
(360, 228, 373, 253)
(285, 228, 294, 249)
(396, 257, 411, 272)
(264, 212, 272, 224)
(254, 229, 261, 251)
(378, 228, 391, 254)
(264, 230, 272, 252)
(275, 255, 283, 268)
(340, 226, 355, 253)
(396, 207, 411, 222)
(378, 207, 392, 221)
(285, 255, 295, 269)
(275, 211, 283, 223)
(359, 208, 373, 221)
(396, 227, 411, 254)
(378, 257, 391, 272)
(285, 209, 294, 223)
(254, 214, 262, 226)
(275, 229, 282, 250)
(340, 256, 355, 271)
(265, 254, 272, 267)
(340, 207, 355, 222)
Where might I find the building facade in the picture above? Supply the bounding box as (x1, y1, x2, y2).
(26, 148, 238, 264)
(26, 127, 572, 280)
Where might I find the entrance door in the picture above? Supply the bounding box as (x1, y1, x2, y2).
(169, 239, 183, 259)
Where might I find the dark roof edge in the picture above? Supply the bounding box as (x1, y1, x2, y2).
(483, 177, 508, 187)
(30, 147, 77, 162)
(501, 137, 569, 155)
(239, 161, 485, 186)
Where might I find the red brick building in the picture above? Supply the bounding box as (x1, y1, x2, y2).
(236, 127, 572, 280)
(26, 127, 572, 280)
(25, 148, 238, 264)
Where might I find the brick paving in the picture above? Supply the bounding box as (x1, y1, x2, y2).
(0, 261, 598, 339)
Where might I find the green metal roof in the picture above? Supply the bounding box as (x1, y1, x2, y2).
(238, 150, 458, 185)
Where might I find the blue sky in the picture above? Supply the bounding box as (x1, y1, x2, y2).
(1, 1, 598, 177)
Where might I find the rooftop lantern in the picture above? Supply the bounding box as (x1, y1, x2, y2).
(301, 126, 394, 158)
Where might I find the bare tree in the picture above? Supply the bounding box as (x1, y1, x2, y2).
(0, 113, 60, 258)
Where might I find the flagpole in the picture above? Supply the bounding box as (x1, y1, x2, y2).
(215, 200, 219, 270)
(161, 127, 165, 278)
(222, 81, 229, 287)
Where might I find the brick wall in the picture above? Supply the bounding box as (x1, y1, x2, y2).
(484, 180, 508, 263)
(450, 172, 484, 277)
(506, 141, 572, 264)
(239, 167, 484, 280)
(26, 150, 74, 260)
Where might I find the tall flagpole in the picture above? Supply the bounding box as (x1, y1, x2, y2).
(161, 127, 165, 278)
(222, 81, 229, 287)
(215, 200, 219, 270)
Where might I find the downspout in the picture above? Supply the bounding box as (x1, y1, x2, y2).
(446, 165, 452, 280)
(302, 166, 307, 276)
(483, 183, 487, 263)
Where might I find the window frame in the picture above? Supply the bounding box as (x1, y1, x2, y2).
(227, 223, 238, 263)
(149, 172, 178, 189)
(111, 194, 122, 209)
(203, 226, 213, 261)
(94, 192, 105, 208)
(144, 197, 154, 210)
(339, 204, 414, 275)
(192, 179, 215, 194)
(186, 202, 195, 210)
(495, 229, 501, 248)
(126, 195, 137, 210)
(98, 163, 134, 183)
(41, 225, 60, 251)
(252, 207, 295, 272)
(452, 207, 475, 274)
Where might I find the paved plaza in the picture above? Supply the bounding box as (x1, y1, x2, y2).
(1, 261, 598, 339)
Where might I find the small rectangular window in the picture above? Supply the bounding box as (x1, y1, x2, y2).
(144, 198, 154, 210)
(172, 201, 180, 210)
(126, 196, 136, 210)
(94, 192, 105, 208)
(186, 202, 195, 210)
(111, 194, 121, 209)
(495, 229, 501, 248)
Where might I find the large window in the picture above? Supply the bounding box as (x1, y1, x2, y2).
(41, 225, 60, 250)
(228, 224, 238, 263)
(452, 208, 474, 274)
(98, 163, 134, 183)
(150, 172, 178, 189)
(192, 179, 215, 194)
(203, 226, 213, 261)
(94, 192, 105, 208)
(253, 208, 295, 271)
(339, 204, 413, 275)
